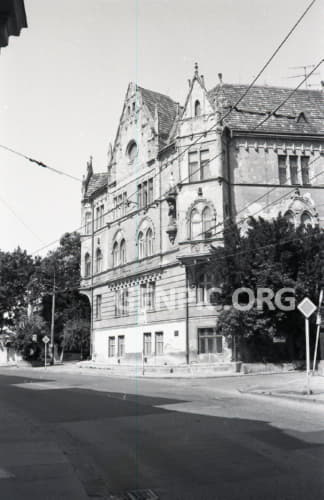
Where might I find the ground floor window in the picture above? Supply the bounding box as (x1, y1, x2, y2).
(143, 332, 152, 356)
(108, 336, 115, 357)
(117, 335, 125, 357)
(155, 331, 164, 355)
(198, 328, 223, 354)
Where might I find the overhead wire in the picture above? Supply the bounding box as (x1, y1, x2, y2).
(29, 0, 318, 255)
(0, 143, 82, 182)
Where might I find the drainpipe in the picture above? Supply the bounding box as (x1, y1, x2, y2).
(185, 266, 190, 364)
(90, 201, 94, 359)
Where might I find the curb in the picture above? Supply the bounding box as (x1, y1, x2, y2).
(239, 389, 324, 405)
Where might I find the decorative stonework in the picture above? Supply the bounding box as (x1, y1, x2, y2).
(108, 271, 163, 290)
(235, 140, 323, 154)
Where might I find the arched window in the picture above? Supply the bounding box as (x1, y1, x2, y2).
(301, 211, 312, 227)
(146, 228, 153, 257)
(95, 248, 102, 273)
(112, 241, 119, 267)
(196, 272, 218, 305)
(284, 210, 294, 224)
(138, 231, 145, 259)
(194, 100, 201, 117)
(190, 209, 201, 240)
(127, 141, 138, 162)
(120, 239, 126, 265)
(202, 206, 213, 238)
(84, 253, 91, 278)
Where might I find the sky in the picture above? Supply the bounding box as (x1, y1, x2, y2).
(0, 0, 323, 255)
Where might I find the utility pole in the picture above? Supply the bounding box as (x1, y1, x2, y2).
(50, 269, 56, 365)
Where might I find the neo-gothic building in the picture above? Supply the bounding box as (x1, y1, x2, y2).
(80, 65, 324, 368)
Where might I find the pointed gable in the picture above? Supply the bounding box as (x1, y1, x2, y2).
(181, 63, 215, 121)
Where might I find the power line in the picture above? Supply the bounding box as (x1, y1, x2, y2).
(0, 144, 82, 182)
(194, 162, 324, 242)
(30, 0, 318, 255)
(77, 0, 320, 228)
(0, 193, 44, 243)
(254, 59, 323, 130)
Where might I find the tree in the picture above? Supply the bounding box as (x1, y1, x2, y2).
(28, 232, 90, 358)
(0, 248, 35, 331)
(212, 216, 324, 362)
(14, 315, 49, 362)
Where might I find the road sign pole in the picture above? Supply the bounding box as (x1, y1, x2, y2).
(305, 318, 310, 395)
(44, 343, 47, 369)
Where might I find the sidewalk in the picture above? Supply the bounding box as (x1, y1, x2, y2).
(240, 372, 324, 404)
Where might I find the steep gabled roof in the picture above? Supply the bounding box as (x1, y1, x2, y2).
(208, 84, 324, 136)
(138, 86, 178, 147)
(85, 173, 107, 198)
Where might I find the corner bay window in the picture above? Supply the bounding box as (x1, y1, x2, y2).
(198, 328, 223, 354)
(190, 206, 214, 240)
(188, 148, 210, 182)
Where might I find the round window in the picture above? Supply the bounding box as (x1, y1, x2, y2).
(127, 141, 138, 162)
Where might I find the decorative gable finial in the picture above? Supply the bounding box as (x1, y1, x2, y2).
(107, 142, 113, 166)
(83, 155, 93, 197)
(194, 62, 199, 78)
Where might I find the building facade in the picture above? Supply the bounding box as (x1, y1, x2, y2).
(80, 65, 324, 366)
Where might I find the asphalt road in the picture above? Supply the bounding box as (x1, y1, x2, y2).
(0, 368, 323, 500)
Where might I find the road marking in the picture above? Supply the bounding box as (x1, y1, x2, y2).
(13, 382, 75, 390)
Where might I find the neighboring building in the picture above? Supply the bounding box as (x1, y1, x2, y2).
(0, 0, 27, 50)
(80, 65, 324, 367)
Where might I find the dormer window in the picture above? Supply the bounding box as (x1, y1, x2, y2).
(296, 112, 307, 123)
(194, 100, 201, 117)
(127, 140, 138, 162)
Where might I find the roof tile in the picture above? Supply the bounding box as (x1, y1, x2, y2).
(208, 84, 324, 135)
